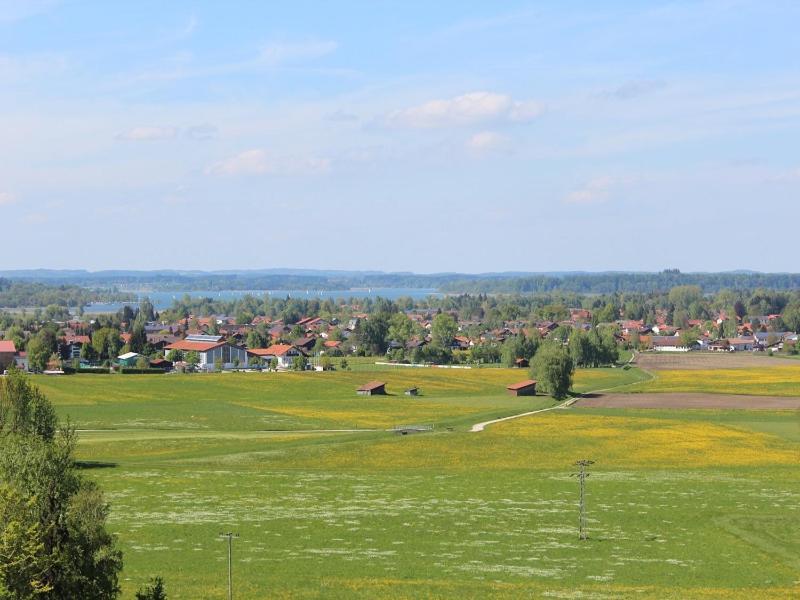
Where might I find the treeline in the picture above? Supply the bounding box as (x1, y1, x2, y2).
(0, 278, 133, 308)
(8, 269, 800, 295)
(439, 270, 800, 294)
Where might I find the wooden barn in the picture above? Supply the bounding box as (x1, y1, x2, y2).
(357, 381, 387, 396)
(506, 379, 537, 396)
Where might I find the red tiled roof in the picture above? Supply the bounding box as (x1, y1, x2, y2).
(323, 340, 341, 348)
(506, 379, 537, 391)
(0, 340, 16, 353)
(248, 344, 296, 357)
(165, 340, 225, 352)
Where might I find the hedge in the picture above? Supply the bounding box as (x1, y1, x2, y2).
(119, 368, 167, 375)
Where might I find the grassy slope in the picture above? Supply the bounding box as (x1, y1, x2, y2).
(31, 366, 800, 598)
(76, 410, 800, 599)
(36, 366, 647, 432)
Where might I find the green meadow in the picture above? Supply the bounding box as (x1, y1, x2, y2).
(31, 364, 800, 599)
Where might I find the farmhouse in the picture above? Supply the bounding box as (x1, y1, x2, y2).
(651, 336, 690, 352)
(357, 381, 387, 396)
(0, 340, 16, 371)
(60, 335, 90, 360)
(165, 334, 248, 371)
(506, 379, 537, 396)
(247, 344, 306, 369)
(727, 337, 756, 352)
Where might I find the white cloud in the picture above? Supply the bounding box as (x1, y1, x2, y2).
(466, 131, 508, 153)
(387, 91, 543, 128)
(0, 191, 15, 205)
(564, 176, 617, 205)
(117, 126, 178, 141)
(206, 149, 331, 177)
(258, 40, 338, 66)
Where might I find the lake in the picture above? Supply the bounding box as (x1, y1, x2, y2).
(83, 288, 443, 313)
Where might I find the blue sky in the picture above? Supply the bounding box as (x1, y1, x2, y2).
(1, 0, 799, 273)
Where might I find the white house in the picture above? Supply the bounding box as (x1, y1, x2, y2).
(651, 336, 690, 352)
(247, 344, 306, 369)
(164, 334, 248, 371)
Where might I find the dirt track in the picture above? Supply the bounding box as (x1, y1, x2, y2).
(634, 352, 800, 371)
(577, 393, 800, 410)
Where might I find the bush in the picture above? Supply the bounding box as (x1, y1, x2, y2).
(136, 576, 167, 600)
(119, 368, 166, 375)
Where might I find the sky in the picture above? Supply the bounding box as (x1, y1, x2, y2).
(1, 0, 799, 273)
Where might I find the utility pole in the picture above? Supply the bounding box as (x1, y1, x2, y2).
(571, 459, 594, 540)
(219, 532, 239, 600)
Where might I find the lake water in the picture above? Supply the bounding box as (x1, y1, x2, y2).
(83, 288, 443, 313)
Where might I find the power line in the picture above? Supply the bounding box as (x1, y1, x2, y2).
(219, 532, 239, 600)
(571, 459, 594, 540)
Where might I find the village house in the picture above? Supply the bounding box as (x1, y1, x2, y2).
(727, 337, 756, 352)
(247, 344, 306, 369)
(0, 340, 16, 371)
(651, 336, 691, 352)
(60, 334, 91, 360)
(164, 334, 249, 371)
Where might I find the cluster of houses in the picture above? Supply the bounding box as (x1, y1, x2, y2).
(618, 313, 799, 353)
(2, 306, 798, 374)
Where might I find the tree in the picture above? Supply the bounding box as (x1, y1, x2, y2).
(249, 356, 263, 370)
(246, 330, 266, 350)
(213, 357, 223, 372)
(269, 357, 278, 371)
(135, 356, 150, 370)
(431, 313, 457, 350)
(291, 355, 307, 371)
(128, 320, 147, 354)
(530, 343, 574, 400)
(320, 356, 333, 371)
(165, 349, 183, 363)
(135, 577, 166, 600)
(387, 313, 414, 347)
(185, 351, 200, 370)
(25, 336, 50, 373)
(0, 368, 58, 440)
(139, 298, 156, 322)
(0, 371, 122, 598)
(679, 328, 700, 349)
(0, 484, 51, 599)
(355, 313, 390, 355)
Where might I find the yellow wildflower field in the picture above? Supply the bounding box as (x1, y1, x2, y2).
(281, 413, 800, 471)
(629, 366, 800, 396)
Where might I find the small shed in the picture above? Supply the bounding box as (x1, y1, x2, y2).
(150, 358, 173, 371)
(506, 379, 537, 396)
(404, 387, 419, 396)
(514, 357, 529, 368)
(117, 352, 141, 367)
(357, 381, 387, 396)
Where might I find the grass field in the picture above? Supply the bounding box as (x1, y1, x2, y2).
(618, 365, 800, 396)
(29, 363, 800, 598)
